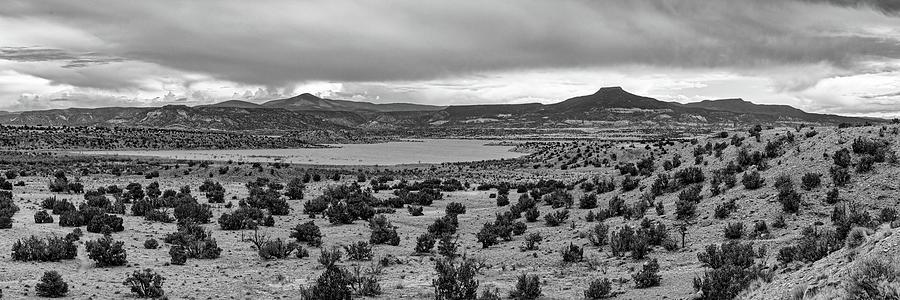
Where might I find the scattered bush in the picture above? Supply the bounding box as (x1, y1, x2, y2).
(290, 221, 323, 247)
(830, 166, 851, 187)
(510, 273, 541, 300)
(445, 202, 466, 215)
(318, 246, 343, 267)
(86, 214, 125, 234)
(218, 207, 266, 230)
(522, 233, 543, 251)
(579, 193, 598, 209)
(693, 241, 768, 300)
(741, 170, 764, 190)
(587, 223, 609, 247)
(36, 271, 68, 297)
(844, 255, 899, 300)
(407, 205, 424, 216)
(143, 238, 159, 249)
(801, 172, 821, 190)
(11, 235, 77, 262)
(723, 222, 744, 239)
(544, 209, 569, 226)
(561, 243, 583, 263)
(86, 235, 127, 267)
(415, 233, 436, 254)
(633, 258, 661, 288)
(123, 269, 165, 298)
(584, 278, 612, 299)
(34, 210, 54, 223)
(369, 215, 400, 245)
(833, 148, 852, 167)
(433, 258, 479, 300)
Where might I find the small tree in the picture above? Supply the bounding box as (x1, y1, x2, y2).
(741, 170, 764, 190)
(633, 259, 661, 288)
(290, 221, 323, 247)
(510, 273, 541, 299)
(123, 269, 165, 298)
(415, 233, 435, 254)
(584, 278, 612, 299)
(86, 235, 127, 267)
(285, 177, 305, 200)
(36, 271, 68, 297)
(433, 258, 479, 300)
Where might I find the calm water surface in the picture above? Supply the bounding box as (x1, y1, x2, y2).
(80, 139, 524, 165)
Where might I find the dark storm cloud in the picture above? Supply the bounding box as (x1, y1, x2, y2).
(804, 0, 900, 13)
(862, 91, 900, 99)
(3, 0, 899, 90)
(0, 47, 124, 68)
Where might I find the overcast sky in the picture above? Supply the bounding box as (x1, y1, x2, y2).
(1, 0, 899, 116)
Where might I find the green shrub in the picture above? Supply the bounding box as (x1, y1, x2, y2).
(693, 242, 768, 300)
(163, 223, 221, 259)
(826, 188, 841, 204)
(584, 278, 612, 299)
(844, 255, 899, 300)
(218, 206, 265, 230)
(256, 238, 299, 260)
(432, 257, 479, 300)
(633, 258, 661, 288)
(560, 243, 583, 263)
(290, 221, 323, 247)
(524, 207, 540, 222)
(415, 233, 435, 254)
(11, 235, 77, 262)
(777, 185, 802, 214)
(496, 193, 510, 207)
(741, 170, 764, 189)
(723, 222, 744, 239)
(169, 246, 187, 265)
(173, 201, 213, 224)
(34, 210, 54, 224)
(344, 241, 373, 261)
(833, 148, 852, 167)
(35, 271, 68, 297)
(445, 202, 466, 215)
(318, 246, 343, 267)
(86, 213, 124, 233)
(86, 235, 127, 267)
(830, 166, 851, 186)
(544, 209, 569, 226)
(143, 238, 159, 249)
(579, 193, 598, 209)
(123, 269, 165, 298)
(801, 172, 821, 190)
(407, 205, 424, 216)
(301, 265, 353, 300)
(510, 273, 541, 299)
(522, 233, 542, 251)
(427, 215, 458, 236)
(368, 215, 400, 245)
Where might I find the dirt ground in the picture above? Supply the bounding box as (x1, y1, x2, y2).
(1, 125, 898, 299)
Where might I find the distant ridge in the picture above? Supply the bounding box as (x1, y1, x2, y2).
(0, 87, 877, 130)
(259, 93, 445, 112)
(200, 100, 263, 109)
(681, 98, 808, 118)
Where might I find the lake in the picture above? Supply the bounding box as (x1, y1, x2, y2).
(79, 139, 525, 165)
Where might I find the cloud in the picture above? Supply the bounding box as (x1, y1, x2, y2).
(1, 0, 900, 116)
(3, 0, 899, 85)
(804, 0, 900, 13)
(0, 47, 124, 68)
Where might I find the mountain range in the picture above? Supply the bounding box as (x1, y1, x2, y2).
(0, 87, 874, 132)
